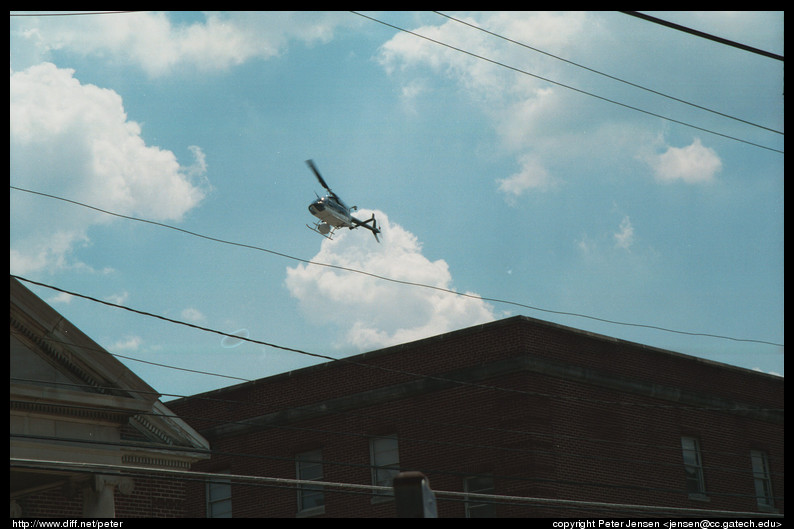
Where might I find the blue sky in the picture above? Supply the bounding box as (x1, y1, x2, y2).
(10, 11, 784, 399)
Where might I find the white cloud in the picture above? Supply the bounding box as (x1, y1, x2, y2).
(647, 138, 722, 184)
(10, 62, 209, 274)
(576, 214, 645, 259)
(752, 367, 783, 378)
(105, 291, 130, 306)
(378, 11, 587, 96)
(613, 216, 635, 250)
(576, 233, 597, 258)
(47, 292, 75, 305)
(497, 154, 557, 203)
(375, 12, 613, 202)
(285, 210, 497, 351)
(181, 307, 206, 323)
(11, 11, 356, 77)
(110, 335, 142, 352)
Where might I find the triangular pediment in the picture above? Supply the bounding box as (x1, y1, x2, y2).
(10, 276, 209, 501)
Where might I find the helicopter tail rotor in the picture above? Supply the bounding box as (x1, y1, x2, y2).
(351, 213, 381, 243)
(368, 213, 381, 243)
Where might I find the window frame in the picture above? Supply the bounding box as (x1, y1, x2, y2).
(206, 475, 232, 518)
(295, 449, 325, 516)
(370, 434, 400, 500)
(680, 436, 708, 500)
(464, 474, 496, 518)
(750, 450, 775, 511)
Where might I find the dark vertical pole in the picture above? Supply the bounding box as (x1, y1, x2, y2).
(393, 471, 438, 518)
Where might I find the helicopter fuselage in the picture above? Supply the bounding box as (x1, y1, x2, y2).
(305, 159, 380, 242)
(308, 195, 353, 229)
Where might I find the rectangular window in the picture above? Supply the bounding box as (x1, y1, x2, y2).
(464, 475, 496, 518)
(206, 476, 232, 518)
(750, 450, 774, 509)
(296, 450, 325, 514)
(681, 437, 706, 498)
(370, 435, 400, 497)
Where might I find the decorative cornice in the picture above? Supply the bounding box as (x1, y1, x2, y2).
(121, 454, 192, 469)
(9, 400, 130, 424)
(129, 414, 175, 446)
(10, 314, 127, 398)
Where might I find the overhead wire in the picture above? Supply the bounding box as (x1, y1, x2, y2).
(10, 431, 781, 511)
(11, 359, 784, 509)
(9, 383, 783, 493)
(9, 458, 780, 517)
(434, 11, 783, 135)
(9, 11, 142, 17)
(11, 386, 785, 492)
(350, 11, 783, 155)
(9, 11, 783, 516)
(620, 11, 784, 62)
(11, 274, 786, 417)
(12, 270, 780, 492)
(9, 371, 784, 467)
(10, 277, 783, 503)
(13, 314, 783, 507)
(9, 11, 785, 346)
(11, 285, 782, 501)
(8, 201, 786, 509)
(10, 285, 784, 494)
(13, 295, 785, 451)
(10, 10, 784, 152)
(9, 185, 785, 348)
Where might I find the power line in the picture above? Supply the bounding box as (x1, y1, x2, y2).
(12, 325, 784, 499)
(350, 11, 783, 155)
(12, 281, 784, 511)
(10, 185, 785, 348)
(11, 332, 784, 497)
(10, 11, 142, 17)
(434, 11, 783, 135)
(10, 372, 783, 465)
(12, 274, 338, 364)
(10, 386, 783, 512)
(10, 431, 782, 508)
(10, 276, 784, 417)
(10, 10, 784, 150)
(12, 280, 780, 508)
(620, 11, 784, 62)
(10, 380, 782, 478)
(10, 458, 780, 517)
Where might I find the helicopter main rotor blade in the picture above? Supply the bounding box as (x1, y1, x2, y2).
(306, 159, 332, 194)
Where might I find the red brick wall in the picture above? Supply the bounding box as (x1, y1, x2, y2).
(15, 476, 186, 518)
(20, 317, 779, 518)
(166, 318, 782, 518)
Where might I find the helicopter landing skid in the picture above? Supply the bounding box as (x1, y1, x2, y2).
(306, 224, 335, 240)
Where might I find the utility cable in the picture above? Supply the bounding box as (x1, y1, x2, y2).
(12, 350, 784, 465)
(434, 11, 783, 135)
(10, 432, 781, 506)
(350, 11, 783, 154)
(11, 373, 783, 465)
(620, 11, 784, 62)
(9, 458, 780, 517)
(110, 351, 251, 382)
(11, 275, 786, 416)
(10, 185, 785, 348)
(10, 11, 142, 17)
(11, 391, 781, 481)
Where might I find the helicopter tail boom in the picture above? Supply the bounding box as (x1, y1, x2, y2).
(352, 214, 381, 243)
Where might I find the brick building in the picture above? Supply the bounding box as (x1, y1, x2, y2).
(168, 316, 784, 518)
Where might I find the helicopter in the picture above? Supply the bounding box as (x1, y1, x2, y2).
(305, 159, 381, 242)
